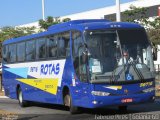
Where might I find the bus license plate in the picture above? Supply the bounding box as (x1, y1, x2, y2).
(121, 98, 133, 103)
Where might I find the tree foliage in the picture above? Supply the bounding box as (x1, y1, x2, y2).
(39, 16, 71, 30)
(62, 18, 71, 22)
(0, 26, 36, 60)
(122, 5, 160, 45)
(148, 17, 160, 29)
(122, 5, 148, 25)
(0, 26, 36, 42)
(147, 17, 160, 45)
(147, 29, 160, 45)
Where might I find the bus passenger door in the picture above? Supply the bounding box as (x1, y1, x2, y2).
(72, 30, 90, 107)
(74, 46, 90, 107)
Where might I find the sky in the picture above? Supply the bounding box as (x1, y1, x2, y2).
(0, 0, 136, 27)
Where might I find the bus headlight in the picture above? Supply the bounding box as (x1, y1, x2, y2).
(142, 87, 155, 93)
(91, 91, 110, 96)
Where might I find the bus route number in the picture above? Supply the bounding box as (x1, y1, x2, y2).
(45, 85, 54, 89)
(30, 67, 38, 72)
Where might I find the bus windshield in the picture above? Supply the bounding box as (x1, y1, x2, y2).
(85, 29, 154, 83)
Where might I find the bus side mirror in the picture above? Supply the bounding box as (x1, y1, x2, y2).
(114, 39, 120, 48)
(81, 43, 90, 64)
(82, 50, 88, 64)
(153, 47, 157, 61)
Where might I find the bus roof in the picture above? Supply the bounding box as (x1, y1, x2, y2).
(3, 19, 143, 45)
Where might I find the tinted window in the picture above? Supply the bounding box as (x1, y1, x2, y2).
(72, 31, 83, 79)
(2, 45, 9, 63)
(58, 32, 70, 57)
(36, 38, 46, 59)
(8, 44, 16, 63)
(47, 36, 58, 58)
(72, 31, 82, 57)
(17, 42, 25, 62)
(26, 40, 35, 61)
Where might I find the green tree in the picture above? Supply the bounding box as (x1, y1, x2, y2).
(39, 16, 71, 30)
(62, 18, 71, 22)
(0, 26, 36, 42)
(147, 29, 160, 45)
(148, 17, 160, 29)
(122, 5, 149, 25)
(122, 5, 160, 45)
(147, 17, 160, 45)
(0, 26, 36, 60)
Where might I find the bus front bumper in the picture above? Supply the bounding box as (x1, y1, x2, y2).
(88, 92, 155, 108)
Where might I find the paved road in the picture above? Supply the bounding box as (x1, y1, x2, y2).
(0, 98, 160, 120)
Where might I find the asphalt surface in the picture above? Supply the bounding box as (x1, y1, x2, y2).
(0, 98, 160, 120)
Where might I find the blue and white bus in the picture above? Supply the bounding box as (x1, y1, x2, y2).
(2, 19, 156, 114)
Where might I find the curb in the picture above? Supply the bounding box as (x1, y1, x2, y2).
(0, 96, 8, 98)
(155, 96, 160, 99)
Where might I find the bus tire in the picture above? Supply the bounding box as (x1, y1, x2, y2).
(64, 93, 79, 114)
(17, 87, 27, 107)
(118, 105, 127, 111)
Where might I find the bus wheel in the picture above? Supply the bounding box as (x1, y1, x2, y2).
(18, 88, 27, 107)
(64, 93, 79, 114)
(118, 106, 127, 111)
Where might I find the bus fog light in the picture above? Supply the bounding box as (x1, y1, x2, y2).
(142, 87, 155, 93)
(92, 101, 98, 104)
(152, 96, 155, 100)
(91, 91, 110, 96)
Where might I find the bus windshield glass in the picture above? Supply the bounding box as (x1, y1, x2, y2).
(85, 29, 154, 83)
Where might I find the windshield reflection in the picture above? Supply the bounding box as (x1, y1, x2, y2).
(85, 29, 154, 82)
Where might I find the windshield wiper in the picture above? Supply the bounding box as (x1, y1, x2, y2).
(129, 60, 144, 82)
(110, 30, 125, 83)
(111, 30, 144, 83)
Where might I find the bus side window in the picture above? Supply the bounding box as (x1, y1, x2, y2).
(72, 31, 82, 57)
(47, 35, 58, 58)
(26, 40, 35, 61)
(36, 38, 46, 59)
(8, 44, 16, 63)
(58, 32, 70, 57)
(72, 30, 83, 80)
(17, 42, 25, 62)
(2, 45, 9, 63)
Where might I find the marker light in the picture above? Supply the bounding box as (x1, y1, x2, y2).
(110, 24, 121, 28)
